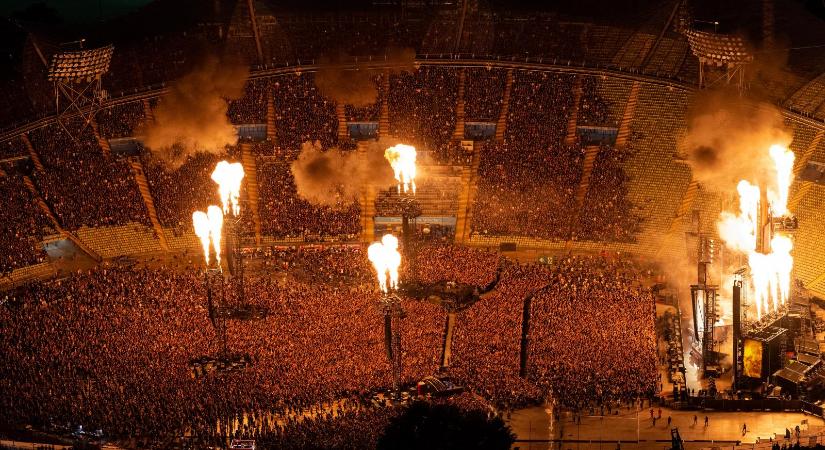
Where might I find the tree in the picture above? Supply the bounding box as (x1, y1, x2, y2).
(377, 401, 516, 450)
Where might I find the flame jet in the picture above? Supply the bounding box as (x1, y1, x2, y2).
(384, 144, 417, 194)
(192, 211, 212, 266)
(207, 205, 224, 265)
(367, 234, 402, 292)
(211, 161, 245, 216)
(192, 206, 225, 268)
(768, 144, 794, 216)
(717, 144, 796, 319)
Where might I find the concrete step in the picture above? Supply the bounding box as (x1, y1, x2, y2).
(379, 70, 391, 138)
(266, 93, 277, 143)
(128, 158, 170, 251)
(142, 99, 154, 122)
(239, 143, 263, 246)
(574, 146, 601, 207)
(495, 69, 514, 142)
(23, 175, 102, 261)
(336, 103, 349, 143)
(453, 69, 467, 140)
(90, 118, 111, 157)
(21, 134, 46, 173)
(564, 77, 583, 146)
(615, 81, 640, 150)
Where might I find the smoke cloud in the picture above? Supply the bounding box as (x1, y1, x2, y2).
(680, 88, 792, 193)
(291, 139, 399, 208)
(313, 48, 416, 107)
(141, 55, 248, 167)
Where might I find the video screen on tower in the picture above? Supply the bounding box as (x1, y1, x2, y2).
(743, 338, 763, 378)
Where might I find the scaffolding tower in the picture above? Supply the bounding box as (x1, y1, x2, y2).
(47, 44, 114, 139)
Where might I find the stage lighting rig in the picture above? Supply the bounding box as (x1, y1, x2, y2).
(684, 28, 752, 92)
(47, 44, 114, 139)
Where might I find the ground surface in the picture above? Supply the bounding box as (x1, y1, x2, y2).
(506, 404, 824, 450)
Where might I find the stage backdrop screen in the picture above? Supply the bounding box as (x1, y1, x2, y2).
(743, 338, 763, 378)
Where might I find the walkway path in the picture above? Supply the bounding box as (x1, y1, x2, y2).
(506, 404, 823, 450)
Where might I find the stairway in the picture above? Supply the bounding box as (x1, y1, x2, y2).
(615, 81, 640, 150)
(239, 143, 263, 246)
(670, 179, 699, 234)
(564, 77, 583, 146)
(793, 129, 824, 177)
(452, 69, 466, 140)
(336, 103, 349, 143)
(22, 175, 102, 262)
(455, 147, 482, 243)
(441, 312, 456, 368)
(494, 69, 514, 142)
(142, 99, 154, 123)
(357, 142, 377, 243)
(127, 158, 170, 251)
(787, 131, 824, 212)
(21, 134, 45, 173)
(379, 70, 391, 138)
(361, 186, 376, 243)
(90, 118, 111, 157)
(266, 92, 277, 143)
(574, 145, 601, 207)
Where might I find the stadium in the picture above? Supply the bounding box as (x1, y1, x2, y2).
(1, 0, 825, 448)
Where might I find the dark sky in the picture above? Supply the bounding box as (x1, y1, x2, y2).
(1, 0, 153, 24)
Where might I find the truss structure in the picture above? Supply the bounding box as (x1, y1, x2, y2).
(685, 29, 753, 93)
(47, 45, 114, 139)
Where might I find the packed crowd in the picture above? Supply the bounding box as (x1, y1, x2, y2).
(227, 79, 269, 125)
(96, 102, 147, 139)
(140, 151, 224, 228)
(273, 74, 338, 150)
(1, 63, 643, 274)
(0, 251, 445, 444)
(578, 76, 613, 127)
(464, 68, 506, 121)
(344, 73, 383, 122)
(257, 159, 361, 239)
(575, 144, 643, 242)
(0, 237, 661, 444)
(0, 172, 51, 274)
(471, 71, 641, 243)
(389, 66, 458, 152)
(449, 254, 657, 410)
(470, 71, 580, 239)
(256, 403, 400, 449)
(27, 122, 150, 230)
(410, 244, 500, 287)
(472, 140, 583, 239)
(528, 255, 657, 408)
(448, 261, 549, 409)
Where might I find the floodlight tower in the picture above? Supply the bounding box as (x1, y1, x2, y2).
(684, 28, 753, 94)
(47, 44, 114, 139)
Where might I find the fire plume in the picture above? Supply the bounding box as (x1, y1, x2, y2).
(192, 211, 211, 266)
(192, 206, 224, 267)
(384, 144, 417, 194)
(768, 144, 794, 217)
(717, 144, 795, 320)
(211, 161, 245, 216)
(207, 205, 224, 265)
(367, 234, 401, 293)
